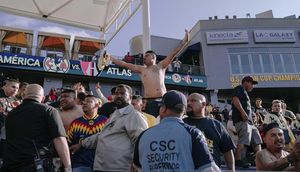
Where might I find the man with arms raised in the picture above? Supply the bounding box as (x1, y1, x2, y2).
(109, 30, 190, 117)
(2, 84, 71, 172)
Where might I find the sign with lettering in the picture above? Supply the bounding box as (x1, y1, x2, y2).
(230, 74, 300, 88)
(254, 30, 296, 43)
(206, 30, 249, 44)
(0, 52, 207, 88)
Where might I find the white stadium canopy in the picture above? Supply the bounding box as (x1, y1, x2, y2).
(0, 0, 151, 50)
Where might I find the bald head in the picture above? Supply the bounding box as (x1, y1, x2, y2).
(24, 84, 44, 102)
(187, 93, 206, 117)
(189, 93, 206, 102)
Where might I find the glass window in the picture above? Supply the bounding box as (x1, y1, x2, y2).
(261, 54, 273, 73)
(229, 54, 240, 74)
(228, 48, 249, 53)
(249, 48, 269, 53)
(240, 54, 251, 74)
(251, 54, 262, 73)
(272, 54, 284, 73)
(293, 54, 300, 72)
(270, 48, 291, 53)
(282, 54, 295, 73)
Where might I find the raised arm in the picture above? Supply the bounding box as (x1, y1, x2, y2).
(110, 55, 143, 73)
(160, 29, 190, 69)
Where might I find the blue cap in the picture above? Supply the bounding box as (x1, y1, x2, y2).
(161, 90, 187, 110)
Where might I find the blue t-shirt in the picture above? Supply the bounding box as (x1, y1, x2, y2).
(133, 117, 214, 171)
(183, 117, 236, 167)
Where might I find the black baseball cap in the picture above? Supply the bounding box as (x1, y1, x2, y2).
(242, 76, 258, 85)
(160, 90, 187, 110)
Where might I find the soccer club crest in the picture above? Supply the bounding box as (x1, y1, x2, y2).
(43, 57, 70, 73)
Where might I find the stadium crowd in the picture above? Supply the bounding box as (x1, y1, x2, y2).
(0, 30, 300, 172)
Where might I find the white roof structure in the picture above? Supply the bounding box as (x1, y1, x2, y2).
(0, 0, 151, 50)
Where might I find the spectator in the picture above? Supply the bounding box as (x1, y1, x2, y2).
(123, 52, 133, 63)
(70, 84, 148, 171)
(59, 89, 84, 131)
(15, 82, 29, 100)
(254, 98, 268, 120)
(97, 87, 117, 118)
(0, 78, 20, 158)
(282, 101, 296, 122)
(256, 123, 300, 171)
(76, 92, 87, 106)
(48, 87, 58, 102)
(231, 76, 262, 168)
(132, 95, 156, 127)
(173, 58, 182, 72)
(292, 113, 300, 137)
(109, 30, 190, 117)
(67, 95, 107, 172)
(133, 90, 220, 171)
(184, 93, 235, 170)
(95, 82, 108, 104)
(1, 84, 71, 172)
(222, 105, 230, 123)
(264, 100, 296, 149)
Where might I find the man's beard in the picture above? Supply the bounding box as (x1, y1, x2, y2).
(115, 98, 129, 109)
(186, 110, 194, 117)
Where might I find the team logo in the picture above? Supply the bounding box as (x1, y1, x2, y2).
(43, 57, 70, 73)
(183, 75, 192, 85)
(88, 120, 94, 126)
(172, 73, 181, 83)
(80, 61, 99, 76)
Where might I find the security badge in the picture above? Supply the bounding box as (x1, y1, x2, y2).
(88, 120, 94, 126)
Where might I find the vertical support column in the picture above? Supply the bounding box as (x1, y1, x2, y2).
(142, 0, 151, 53)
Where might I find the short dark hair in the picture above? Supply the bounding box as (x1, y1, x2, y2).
(61, 89, 76, 94)
(4, 78, 19, 85)
(77, 92, 87, 101)
(132, 95, 143, 101)
(263, 123, 281, 135)
(116, 84, 132, 96)
(85, 94, 98, 102)
(111, 87, 116, 95)
(145, 50, 157, 56)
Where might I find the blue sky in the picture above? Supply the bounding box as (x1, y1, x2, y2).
(0, 0, 299, 56)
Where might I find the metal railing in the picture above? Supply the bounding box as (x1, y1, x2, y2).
(1, 45, 205, 76)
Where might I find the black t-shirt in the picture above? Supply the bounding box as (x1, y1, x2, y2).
(2, 99, 66, 171)
(183, 117, 235, 167)
(231, 85, 253, 124)
(98, 102, 117, 118)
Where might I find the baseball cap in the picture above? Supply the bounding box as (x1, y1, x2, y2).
(242, 76, 258, 85)
(160, 90, 187, 110)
